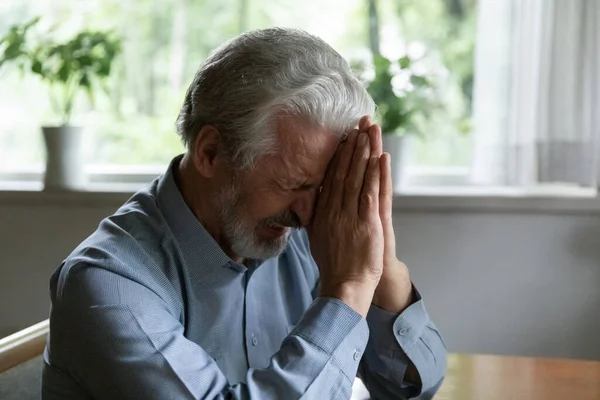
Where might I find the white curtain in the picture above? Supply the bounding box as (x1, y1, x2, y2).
(471, 0, 600, 187)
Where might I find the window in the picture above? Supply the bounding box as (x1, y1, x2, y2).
(6, 1, 595, 192)
(470, 0, 599, 189)
(0, 0, 479, 188)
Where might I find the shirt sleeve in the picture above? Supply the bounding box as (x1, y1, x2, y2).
(45, 266, 369, 400)
(358, 286, 447, 400)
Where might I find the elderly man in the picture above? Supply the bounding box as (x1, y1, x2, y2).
(42, 28, 446, 399)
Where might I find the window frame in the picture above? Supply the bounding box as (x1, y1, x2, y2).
(0, 165, 596, 199)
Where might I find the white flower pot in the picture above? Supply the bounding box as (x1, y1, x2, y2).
(382, 134, 406, 193)
(42, 126, 86, 191)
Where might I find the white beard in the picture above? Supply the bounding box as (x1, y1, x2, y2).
(217, 181, 291, 260)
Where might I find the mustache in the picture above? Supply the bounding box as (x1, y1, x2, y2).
(262, 210, 302, 229)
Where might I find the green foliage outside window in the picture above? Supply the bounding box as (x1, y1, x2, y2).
(0, 17, 121, 125)
(354, 54, 436, 136)
(0, 0, 477, 168)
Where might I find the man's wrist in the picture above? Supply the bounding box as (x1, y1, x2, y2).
(372, 260, 413, 313)
(320, 280, 378, 318)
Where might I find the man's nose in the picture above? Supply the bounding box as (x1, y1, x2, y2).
(290, 188, 319, 227)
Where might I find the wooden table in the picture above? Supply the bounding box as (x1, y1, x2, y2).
(435, 353, 600, 400)
(352, 353, 600, 400)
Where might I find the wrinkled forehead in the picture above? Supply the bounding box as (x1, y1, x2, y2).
(260, 116, 344, 182)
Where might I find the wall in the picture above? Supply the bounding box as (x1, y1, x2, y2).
(1, 191, 599, 360)
(394, 210, 600, 360)
(0, 192, 120, 339)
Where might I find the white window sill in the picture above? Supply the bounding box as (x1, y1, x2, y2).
(395, 186, 599, 214)
(0, 180, 598, 214)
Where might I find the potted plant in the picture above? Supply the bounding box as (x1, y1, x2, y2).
(0, 18, 120, 190)
(356, 0, 438, 191)
(354, 54, 434, 191)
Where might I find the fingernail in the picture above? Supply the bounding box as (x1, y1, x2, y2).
(384, 152, 391, 165)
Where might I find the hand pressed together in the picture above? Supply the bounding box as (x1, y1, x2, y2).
(308, 129, 384, 317)
(309, 116, 413, 317)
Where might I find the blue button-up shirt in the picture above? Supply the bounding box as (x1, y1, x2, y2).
(42, 157, 446, 399)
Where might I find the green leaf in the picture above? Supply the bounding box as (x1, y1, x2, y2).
(373, 55, 392, 74)
(57, 63, 70, 82)
(3, 43, 24, 61)
(76, 54, 93, 68)
(399, 56, 411, 69)
(97, 58, 111, 76)
(410, 75, 429, 87)
(31, 59, 42, 74)
(23, 17, 41, 30)
(80, 72, 91, 88)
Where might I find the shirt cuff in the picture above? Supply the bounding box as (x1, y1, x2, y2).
(290, 297, 370, 381)
(365, 286, 439, 394)
(367, 285, 427, 350)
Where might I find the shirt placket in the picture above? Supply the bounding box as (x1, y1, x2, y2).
(244, 266, 262, 368)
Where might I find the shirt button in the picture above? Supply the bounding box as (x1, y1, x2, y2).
(398, 327, 410, 336)
(353, 350, 361, 361)
(251, 336, 258, 346)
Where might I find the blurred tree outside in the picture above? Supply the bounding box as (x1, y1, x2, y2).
(0, 0, 477, 172)
(392, 0, 477, 167)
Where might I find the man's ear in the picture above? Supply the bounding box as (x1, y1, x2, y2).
(191, 125, 223, 178)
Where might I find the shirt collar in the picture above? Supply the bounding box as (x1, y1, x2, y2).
(156, 155, 235, 274)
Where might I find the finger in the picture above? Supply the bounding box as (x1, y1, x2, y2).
(316, 141, 344, 215)
(359, 115, 372, 132)
(318, 129, 358, 211)
(379, 153, 397, 255)
(379, 153, 393, 225)
(359, 156, 381, 220)
(327, 130, 359, 210)
(368, 123, 383, 158)
(343, 132, 371, 213)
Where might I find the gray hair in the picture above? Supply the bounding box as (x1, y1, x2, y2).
(176, 27, 375, 169)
